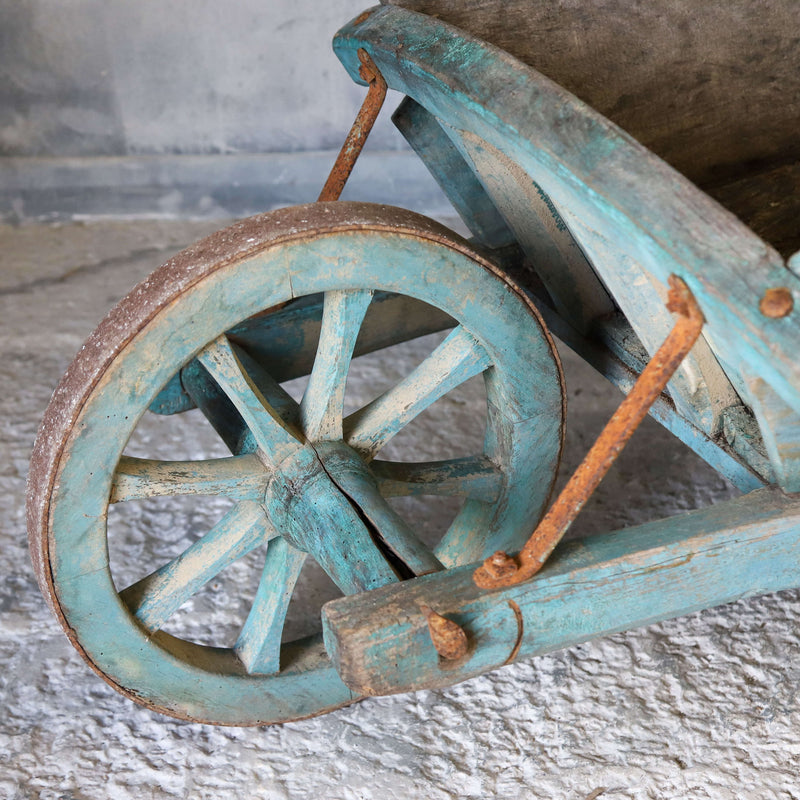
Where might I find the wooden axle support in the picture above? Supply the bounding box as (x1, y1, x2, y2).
(323, 486, 800, 696)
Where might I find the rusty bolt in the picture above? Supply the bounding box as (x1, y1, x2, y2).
(482, 550, 519, 580)
(420, 605, 468, 660)
(759, 287, 794, 318)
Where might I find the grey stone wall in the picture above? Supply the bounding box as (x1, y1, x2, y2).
(0, 0, 446, 220)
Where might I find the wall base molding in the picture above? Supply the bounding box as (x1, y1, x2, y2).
(0, 151, 451, 222)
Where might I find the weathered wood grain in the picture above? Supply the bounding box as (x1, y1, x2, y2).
(745, 377, 800, 493)
(235, 537, 307, 675)
(196, 336, 302, 466)
(120, 500, 272, 632)
(381, 0, 800, 256)
(323, 486, 800, 697)
(301, 289, 374, 442)
(370, 456, 503, 502)
(150, 291, 456, 417)
(392, 96, 515, 249)
(344, 324, 491, 460)
(110, 454, 269, 503)
(334, 7, 800, 477)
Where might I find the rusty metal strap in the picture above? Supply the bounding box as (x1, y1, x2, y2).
(475, 275, 705, 589)
(318, 49, 388, 203)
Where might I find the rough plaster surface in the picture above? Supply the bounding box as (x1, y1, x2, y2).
(0, 0, 401, 158)
(2, 218, 800, 799)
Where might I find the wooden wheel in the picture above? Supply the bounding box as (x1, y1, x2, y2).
(27, 202, 565, 725)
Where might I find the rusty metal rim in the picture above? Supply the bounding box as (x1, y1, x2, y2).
(27, 200, 565, 724)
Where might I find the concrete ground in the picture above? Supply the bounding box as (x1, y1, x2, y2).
(1, 216, 799, 800)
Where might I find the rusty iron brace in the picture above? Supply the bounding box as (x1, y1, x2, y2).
(474, 275, 706, 590)
(318, 49, 388, 202)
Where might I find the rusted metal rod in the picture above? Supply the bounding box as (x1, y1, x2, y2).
(474, 275, 705, 590)
(318, 49, 388, 202)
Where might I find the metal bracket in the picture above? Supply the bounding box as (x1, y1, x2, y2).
(318, 49, 388, 202)
(474, 275, 705, 589)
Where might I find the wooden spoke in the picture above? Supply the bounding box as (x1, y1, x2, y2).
(371, 456, 503, 502)
(111, 454, 269, 503)
(195, 335, 302, 466)
(341, 485, 444, 577)
(234, 537, 307, 675)
(182, 359, 256, 455)
(233, 344, 302, 432)
(344, 325, 492, 459)
(301, 289, 374, 442)
(120, 500, 273, 632)
(315, 443, 443, 577)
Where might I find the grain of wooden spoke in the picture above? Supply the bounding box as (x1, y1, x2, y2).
(120, 500, 273, 632)
(196, 335, 302, 465)
(111, 454, 268, 503)
(235, 537, 307, 675)
(371, 456, 503, 502)
(301, 289, 374, 441)
(344, 325, 492, 459)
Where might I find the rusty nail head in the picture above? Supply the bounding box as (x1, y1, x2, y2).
(482, 550, 519, 580)
(421, 605, 468, 661)
(759, 287, 793, 318)
(352, 9, 374, 26)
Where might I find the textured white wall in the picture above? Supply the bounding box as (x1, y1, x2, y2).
(3, 218, 800, 799)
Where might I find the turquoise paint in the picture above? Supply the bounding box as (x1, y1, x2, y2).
(323, 487, 800, 697)
(42, 206, 563, 723)
(150, 290, 456, 417)
(301, 289, 374, 442)
(344, 324, 491, 459)
(110, 454, 269, 503)
(370, 455, 503, 502)
(120, 500, 272, 632)
(235, 537, 307, 675)
(264, 444, 401, 594)
(333, 6, 800, 465)
(392, 96, 515, 249)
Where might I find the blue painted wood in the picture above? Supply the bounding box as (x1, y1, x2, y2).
(443, 125, 618, 338)
(110, 454, 269, 503)
(370, 456, 503, 502)
(235, 537, 307, 675)
(392, 96, 515, 249)
(196, 336, 303, 466)
(333, 7, 800, 476)
(301, 289, 374, 442)
(150, 291, 455, 416)
(315, 441, 444, 577)
(120, 500, 272, 632)
(32, 204, 563, 723)
(526, 286, 770, 492)
(264, 445, 401, 594)
(344, 324, 491, 459)
(322, 486, 800, 697)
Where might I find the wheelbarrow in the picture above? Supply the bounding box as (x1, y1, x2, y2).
(27, 1, 800, 725)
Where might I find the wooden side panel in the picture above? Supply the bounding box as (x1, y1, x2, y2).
(333, 8, 800, 430)
(323, 487, 800, 696)
(380, 1, 800, 200)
